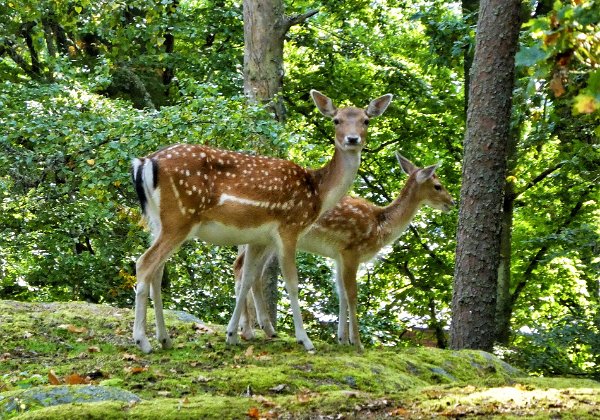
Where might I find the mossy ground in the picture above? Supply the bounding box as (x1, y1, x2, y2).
(1, 300, 599, 419)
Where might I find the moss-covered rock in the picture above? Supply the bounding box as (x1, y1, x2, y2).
(0, 385, 140, 418)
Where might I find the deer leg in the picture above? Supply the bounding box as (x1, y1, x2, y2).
(342, 257, 363, 351)
(226, 244, 267, 345)
(134, 232, 184, 353)
(234, 247, 256, 340)
(335, 258, 350, 345)
(237, 280, 256, 341)
(251, 251, 278, 338)
(276, 234, 314, 351)
(150, 263, 172, 349)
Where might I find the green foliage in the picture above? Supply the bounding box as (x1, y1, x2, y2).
(505, 311, 600, 378)
(0, 80, 286, 313)
(516, 0, 600, 113)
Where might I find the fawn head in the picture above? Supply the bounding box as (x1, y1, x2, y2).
(396, 152, 455, 212)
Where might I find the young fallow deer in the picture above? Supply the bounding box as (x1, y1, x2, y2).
(234, 153, 455, 350)
(131, 90, 393, 353)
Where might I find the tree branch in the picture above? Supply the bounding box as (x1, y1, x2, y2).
(408, 225, 450, 272)
(285, 9, 318, 30)
(0, 39, 39, 79)
(357, 170, 391, 202)
(510, 184, 595, 305)
(511, 162, 564, 200)
(20, 22, 41, 76)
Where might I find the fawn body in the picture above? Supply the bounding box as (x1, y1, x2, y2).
(235, 153, 454, 349)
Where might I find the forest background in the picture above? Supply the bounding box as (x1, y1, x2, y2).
(0, 0, 598, 378)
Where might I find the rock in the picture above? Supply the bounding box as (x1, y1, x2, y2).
(0, 385, 141, 417)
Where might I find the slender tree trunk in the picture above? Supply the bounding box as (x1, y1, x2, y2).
(450, 0, 521, 351)
(243, 0, 288, 122)
(162, 0, 178, 94)
(243, 0, 316, 121)
(495, 133, 517, 345)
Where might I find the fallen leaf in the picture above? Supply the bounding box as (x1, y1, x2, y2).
(88, 346, 101, 353)
(389, 407, 409, 416)
(192, 323, 214, 333)
(58, 324, 88, 334)
(296, 390, 312, 404)
(247, 407, 260, 419)
(125, 366, 148, 374)
(48, 370, 61, 385)
(255, 351, 272, 361)
(65, 373, 90, 385)
(1, 353, 10, 361)
(122, 353, 139, 361)
(245, 345, 254, 358)
(253, 395, 278, 408)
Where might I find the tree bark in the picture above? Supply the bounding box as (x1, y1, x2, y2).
(450, 0, 521, 351)
(495, 129, 518, 345)
(461, 0, 479, 116)
(243, 0, 316, 122)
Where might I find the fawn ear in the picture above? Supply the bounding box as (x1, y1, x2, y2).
(366, 93, 393, 117)
(396, 152, 417, 175)
(311, 90, 337, 117)
(416, 163, 440, 184)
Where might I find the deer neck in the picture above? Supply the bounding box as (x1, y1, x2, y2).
(378, 182, 423, 245)
(310, 147, 362, 217)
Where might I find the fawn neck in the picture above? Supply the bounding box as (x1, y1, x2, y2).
(378, 177, 423, 244)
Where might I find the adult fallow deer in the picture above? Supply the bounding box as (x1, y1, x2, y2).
(131, 90, 393, 353)
(235, 153, 454, 350)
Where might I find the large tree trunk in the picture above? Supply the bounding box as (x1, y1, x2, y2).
(450, 0, 521, 351)
(242, 0, 316, 327)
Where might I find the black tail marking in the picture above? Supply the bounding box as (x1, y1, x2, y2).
(133, 159, 148, 215)
(151, 158, 159, 189)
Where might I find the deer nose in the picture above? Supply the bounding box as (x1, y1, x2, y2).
(345, 136, 361, 145)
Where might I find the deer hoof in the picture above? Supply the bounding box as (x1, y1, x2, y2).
(159, 336, 173, 349)
(135, 337, 152, 354)
(226, 331, 240, 345)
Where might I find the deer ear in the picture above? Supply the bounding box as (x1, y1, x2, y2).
(311, 90, 337, 117)
(366, 93, 393, 117)
(396, 152, 417, 175)
(416, 163, 440, 184)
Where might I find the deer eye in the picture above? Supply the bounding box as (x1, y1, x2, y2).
(364, 119, 370, 126)
(434, 185, 442, 191)
(333, 118, 340, 125)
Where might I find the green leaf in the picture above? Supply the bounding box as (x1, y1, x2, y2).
(515, 45, 549, 67)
